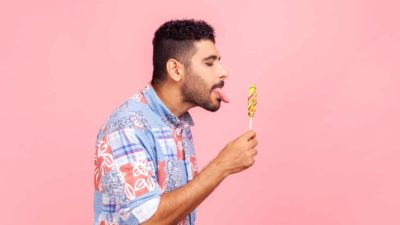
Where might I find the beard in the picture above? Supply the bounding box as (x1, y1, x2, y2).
(181, 69, 222, 112)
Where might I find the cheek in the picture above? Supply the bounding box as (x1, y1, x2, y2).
(192, 63, 214, 77)
(189, 70, 213, 91)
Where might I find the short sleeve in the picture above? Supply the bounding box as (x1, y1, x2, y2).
(105, 127, 161, 224)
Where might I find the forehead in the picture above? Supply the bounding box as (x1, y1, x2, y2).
(192, 40, 220, 60)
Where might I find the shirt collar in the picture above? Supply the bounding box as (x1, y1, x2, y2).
(143, 84, 195, 128)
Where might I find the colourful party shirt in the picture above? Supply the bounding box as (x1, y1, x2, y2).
(94, 84, 198, 225)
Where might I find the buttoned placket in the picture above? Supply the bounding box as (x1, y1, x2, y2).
(180, 123, 194, 225)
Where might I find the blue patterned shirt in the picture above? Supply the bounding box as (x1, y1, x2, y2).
(94, 84, 198, 225)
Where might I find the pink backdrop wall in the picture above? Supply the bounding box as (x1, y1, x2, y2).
(1, 0, 399, 224)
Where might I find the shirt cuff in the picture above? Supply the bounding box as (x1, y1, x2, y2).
(123, 196, 161, 224)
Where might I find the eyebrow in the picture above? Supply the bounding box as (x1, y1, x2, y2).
(202, 55, 221, 61)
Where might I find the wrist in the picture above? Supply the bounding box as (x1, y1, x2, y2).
(208, 157, 230, 179)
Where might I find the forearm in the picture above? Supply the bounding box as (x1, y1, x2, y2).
(143, 159, 227, 225)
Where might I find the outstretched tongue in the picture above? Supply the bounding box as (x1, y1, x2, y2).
(213, 88, 230, 103)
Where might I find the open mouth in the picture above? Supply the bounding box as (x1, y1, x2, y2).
(212, 87, 230, 103)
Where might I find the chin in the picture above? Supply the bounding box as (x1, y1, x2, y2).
(204, 106, 220, 112)
(204, 100, 221, 112)
(196, 95, 221, 112)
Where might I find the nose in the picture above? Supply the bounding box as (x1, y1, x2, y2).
(218, 65, 229, 80)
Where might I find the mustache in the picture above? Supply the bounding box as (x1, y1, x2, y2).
(211, 80, 225, 90)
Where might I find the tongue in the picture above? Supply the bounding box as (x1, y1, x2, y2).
(213, 88, 230, 103)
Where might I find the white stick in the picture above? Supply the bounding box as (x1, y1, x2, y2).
(249, 117, 253, 130)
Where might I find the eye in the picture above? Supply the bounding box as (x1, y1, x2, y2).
(205, 62, 213, 66)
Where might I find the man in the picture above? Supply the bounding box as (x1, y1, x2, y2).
(94, 19, 258, 225)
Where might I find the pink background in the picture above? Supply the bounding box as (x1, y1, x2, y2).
(1, 0, 399, 224)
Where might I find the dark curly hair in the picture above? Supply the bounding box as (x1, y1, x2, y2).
(151, 19, 216, 86)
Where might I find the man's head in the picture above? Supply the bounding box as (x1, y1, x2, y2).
(151, 19, 229, 112)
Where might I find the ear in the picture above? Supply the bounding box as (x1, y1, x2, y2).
(166, 59, 185, 82)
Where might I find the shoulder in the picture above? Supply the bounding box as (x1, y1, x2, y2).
(96, 95, 155, 141)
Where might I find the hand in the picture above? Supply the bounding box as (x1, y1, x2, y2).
(213, 130, 258, 176)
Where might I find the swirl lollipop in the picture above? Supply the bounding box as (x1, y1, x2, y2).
(248, 84, 257, 130)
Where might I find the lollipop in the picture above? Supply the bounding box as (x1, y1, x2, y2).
(248, 85, 257, 130)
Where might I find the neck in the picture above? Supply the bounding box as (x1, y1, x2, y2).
(152, 82, 195, 118)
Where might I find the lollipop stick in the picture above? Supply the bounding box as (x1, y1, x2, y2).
(249, 117, 253, 130)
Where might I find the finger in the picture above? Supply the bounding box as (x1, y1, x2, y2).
(249, 148, 257, 156)
(249, 138, 258, 148)
(241, 130, 256, 141)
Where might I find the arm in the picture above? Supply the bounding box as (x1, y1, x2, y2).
(143, 130, 258, 225)
(143, 158, 226, 225)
